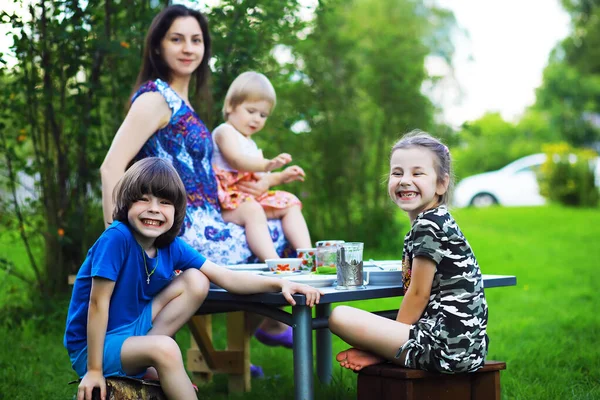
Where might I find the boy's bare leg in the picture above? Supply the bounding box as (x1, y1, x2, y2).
(149, 268, 209, 337)
(121, 336, 197, 400)
(223, 201, 279, 260)
(265, 205, 311, 249)
(329, 305, 411, 371)
(136, 269, 208, 383)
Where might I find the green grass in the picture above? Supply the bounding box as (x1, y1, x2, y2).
(1, 205, 599, 399)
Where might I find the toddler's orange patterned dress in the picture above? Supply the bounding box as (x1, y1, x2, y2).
(212, 123, 302, 211)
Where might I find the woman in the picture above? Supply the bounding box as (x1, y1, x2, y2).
(100, 4, 300, 373)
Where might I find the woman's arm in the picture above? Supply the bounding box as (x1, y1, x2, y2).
(100, 92, 171, 227)
(213, 125, 291, 172)
(77, 277, 116, 400)
(396, 256, 436, 324)
(199, 260, 322, 306)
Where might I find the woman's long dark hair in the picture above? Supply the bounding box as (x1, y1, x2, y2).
(129, 4, 212, 110)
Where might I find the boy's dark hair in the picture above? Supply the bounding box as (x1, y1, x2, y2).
(130, 4, 212, 109)
(112, 157, 187, 247)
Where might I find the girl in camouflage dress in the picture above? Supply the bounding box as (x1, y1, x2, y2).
(329, 130, 488, 374)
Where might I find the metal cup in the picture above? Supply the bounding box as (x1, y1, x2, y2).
(335, 242, 368, 290)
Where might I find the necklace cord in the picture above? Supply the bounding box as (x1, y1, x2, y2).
(141, 245, 159, 284)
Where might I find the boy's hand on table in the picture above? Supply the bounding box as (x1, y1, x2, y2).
(280, 281, 323, 307)
(280, 166, 306, 184)
(77, 370, 106, 400)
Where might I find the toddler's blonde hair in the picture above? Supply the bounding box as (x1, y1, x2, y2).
(222, 71, 276, 120)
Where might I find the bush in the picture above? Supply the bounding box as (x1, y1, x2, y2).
(538, 143, 599, 207)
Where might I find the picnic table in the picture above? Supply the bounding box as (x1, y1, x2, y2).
(186, 272, 517, 400)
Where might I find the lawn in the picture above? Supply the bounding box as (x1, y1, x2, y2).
(0, 205, 599, 399)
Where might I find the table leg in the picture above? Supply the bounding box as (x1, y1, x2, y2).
(315, 303, 332, 384)
(293, 305, 314, 400)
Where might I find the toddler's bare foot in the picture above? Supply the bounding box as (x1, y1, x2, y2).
(336, 348, 385, 371)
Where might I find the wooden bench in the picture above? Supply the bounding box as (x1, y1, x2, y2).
(186, 313, 253, 392)
(357, 360, 506, 400)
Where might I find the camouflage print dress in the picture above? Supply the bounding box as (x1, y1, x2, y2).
(396, 206, 488, 373)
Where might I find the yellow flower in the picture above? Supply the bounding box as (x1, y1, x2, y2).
(120, 41, 130, 49)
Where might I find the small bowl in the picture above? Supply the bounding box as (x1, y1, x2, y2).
(265, 258, 303, 273)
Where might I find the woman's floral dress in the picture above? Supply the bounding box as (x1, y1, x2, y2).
(132, 79, 293, 264)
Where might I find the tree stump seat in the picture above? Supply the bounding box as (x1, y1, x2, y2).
(357, 360, 506, 400)
(70, 376, 166, 400)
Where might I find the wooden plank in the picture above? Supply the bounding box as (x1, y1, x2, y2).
(226, 311, 251, 392)
(187, 315, 213, 384)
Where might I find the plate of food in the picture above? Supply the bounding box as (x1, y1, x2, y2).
(280, 274, 337, 288)
(225, 263, 269, 271)
(260, 270, 304, 277)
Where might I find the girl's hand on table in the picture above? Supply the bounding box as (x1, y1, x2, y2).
(280, 281, 323, 307)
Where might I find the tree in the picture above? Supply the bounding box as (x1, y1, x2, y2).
(264, 0, 457, 247)
(0, 0, 163, 297)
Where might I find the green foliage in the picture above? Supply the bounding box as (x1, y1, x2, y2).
(534, 61, 600, 146)
(533, 1, 600, 147)
(452, 112, 557, 180)
(0, 0, 159, 297)
(538, 142, 599, 207)
(202, 0, 308, 128)
(258, 0, 455, 248)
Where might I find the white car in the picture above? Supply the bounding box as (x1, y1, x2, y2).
(453, 153, 600, 207)
(453, 153, 575, 207)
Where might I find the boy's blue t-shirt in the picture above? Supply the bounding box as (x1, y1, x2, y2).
(64, 221, 206, 354)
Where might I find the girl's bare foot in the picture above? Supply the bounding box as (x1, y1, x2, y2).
(336, 348, 385, 371)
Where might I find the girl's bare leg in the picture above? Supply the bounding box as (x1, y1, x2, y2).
(266, 205, 311, 249)
(329, 305, 412, 371)
(121, 336, 197, 400)
(222, 201, 279, 260)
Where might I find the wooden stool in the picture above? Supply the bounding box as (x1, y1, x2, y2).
(357, 360, 506, 400)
